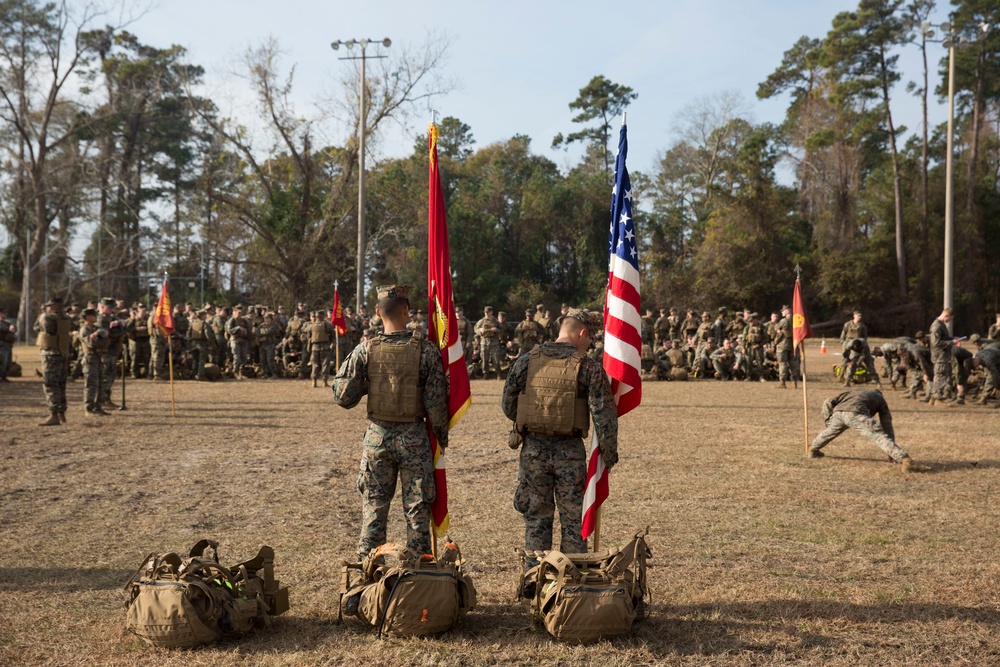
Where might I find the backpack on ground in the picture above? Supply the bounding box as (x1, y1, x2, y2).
(339, 541, 476, 638)
(518, 528, 651, 644)
(124, 539, 289, 648)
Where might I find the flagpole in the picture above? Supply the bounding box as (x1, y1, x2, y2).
(801, 343, 809, 453)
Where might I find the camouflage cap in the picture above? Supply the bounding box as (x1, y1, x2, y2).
(970, 333, 981, 343)
(43, 297, 64, 307)
(377, 284, 410, 299)
(100, 297, 116, 307)
(701, 311, 710, 318)
(498, 311, 507, 317)
(718, 306, 727, 312)
(566, 308, 601, 335)
(196, 309, 208, 316)
(781, 304, 791, 312)
(234, 303, 244, 310)
(82, 307, 98, 318)
(914, 330, 926, 339)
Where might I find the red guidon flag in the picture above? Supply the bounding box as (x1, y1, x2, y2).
(153, 277, 174, 337)
(792, 278, 813, 352)
(427, 122, 472, 537)
(583, 119, 641, 541)
(331, 287, 346, 336)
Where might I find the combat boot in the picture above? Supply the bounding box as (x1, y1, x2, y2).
(102, 399, 119, 409)
(776, 380, 787, 389)
(92, 405, 111, 416)
(39, 413, 60, 426)
(807, 449, 825, 458)
(901, 457, 931, 473)
(312, 378, 318, 388)
(955, 394, 965, 405)
(976, 394, 988, 405)
(58, 411, 66, 424)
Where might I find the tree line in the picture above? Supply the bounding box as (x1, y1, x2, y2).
(2, 0, 998, 337)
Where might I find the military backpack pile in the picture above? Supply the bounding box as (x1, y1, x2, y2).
(518, 528, 651, 644)
(340, 542, 477, 638)
(124, 539, 289, 648)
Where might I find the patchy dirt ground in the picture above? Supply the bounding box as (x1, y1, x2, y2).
(1, 343, 998, 666)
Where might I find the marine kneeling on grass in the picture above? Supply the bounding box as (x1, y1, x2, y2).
(808, 388, 931, 472)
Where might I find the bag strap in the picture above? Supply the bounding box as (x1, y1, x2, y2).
(533, 550, 579, 610)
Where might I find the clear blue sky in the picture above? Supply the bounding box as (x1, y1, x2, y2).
(127, 0, 954, 174)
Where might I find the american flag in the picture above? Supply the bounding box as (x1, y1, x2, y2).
(582, 119, 642, 541)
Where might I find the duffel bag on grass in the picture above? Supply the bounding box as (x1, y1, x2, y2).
(340, 541, 476, 638)
(519, 527, 651, 644)
(124, 539, 288, 648)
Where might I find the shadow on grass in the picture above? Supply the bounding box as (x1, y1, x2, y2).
(0, 567, 132, 592)
(818, 454, 1000, 472)
(640, 599, 1000, 657)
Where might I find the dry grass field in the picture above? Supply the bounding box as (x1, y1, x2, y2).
(1, 342, 998, 666)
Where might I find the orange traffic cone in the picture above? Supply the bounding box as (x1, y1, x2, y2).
(820, 339, 827, 354)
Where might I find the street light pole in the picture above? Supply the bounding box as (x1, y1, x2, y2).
(943, 27, 955, 334)
(331, 37, 391, 310)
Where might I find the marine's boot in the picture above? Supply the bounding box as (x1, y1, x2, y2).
(58, 411, 66, 424)
(776, 380, 787, 389)
(976, 394, 988, 405)
(102, 399, 119, 409)
(901, 457, 931, 473)
(39, 413, 60, 426)
(807, 448, 825, 459)
(323, 377, 329, 387)
(92, 405, 111, 416)
(955, 394, 965, 405)
(312, 377, 318, 388)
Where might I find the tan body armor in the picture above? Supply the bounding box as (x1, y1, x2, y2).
(515, 348, 590, 438)
(36, 313, 72, 356)
(367, 333, 427, 422)
(189, 319, 206, 341)
(310, 321, 331, 344)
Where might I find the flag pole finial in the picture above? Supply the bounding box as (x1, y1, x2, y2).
(622, 112, 627, 126)
(794, 263, 802, 280)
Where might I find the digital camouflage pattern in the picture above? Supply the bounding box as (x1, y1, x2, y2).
(502, 341, 618, 560)
(40, 350, 69, 414)
(332, 329, 450, 558)
(810, 389, 908, 462)
(929, 317, 953, 400)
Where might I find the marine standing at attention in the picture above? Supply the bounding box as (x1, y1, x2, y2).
(501, 308, 618, 568)
(332, 285, 450, 561)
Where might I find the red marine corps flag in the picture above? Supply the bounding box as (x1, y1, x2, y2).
(792, 277, 813, 351)
(583, 117, 642, 548)
(153, 275, 174, 336)
(331, 285, 347, 336)
(427, 122, 472, 542)
(792, 268, 813, 452)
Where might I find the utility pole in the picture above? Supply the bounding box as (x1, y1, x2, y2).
(331, 37, 391, 309)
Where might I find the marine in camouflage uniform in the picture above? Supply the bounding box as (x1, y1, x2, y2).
(743, 313, 767, 380)
(78, 308, 111, 416)
(210, 307, 230, 369)
(226, 305, 251, 379)
(35, 298, 72, 425)
(332, 285, 450, 560)
(0, 306, 16, 381)
(774, 305, 793, 388)
(971, 348, 1000, 404)
(255, 312, 281, 379)
(98, 298, 125, 407)
(308, 311, 335, 386)
(475, 306, 503, 378)
(125, 305, 151, 378)
(502, 309, 618, 563)
(188, 310, 211, 380)
(839, 311, 868, 353)
(147, 309, 168, 380)
(514, 309, 544, 356)
(900, 341, 933, 399)
(928, 309, 955, 404)
(808, 389, 928, 472)
(710, 338, 737, 380)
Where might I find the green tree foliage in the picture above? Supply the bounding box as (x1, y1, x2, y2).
(552, 75, 637, 178)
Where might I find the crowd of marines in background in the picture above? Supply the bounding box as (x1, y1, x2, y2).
(6, 295, 1000, 423)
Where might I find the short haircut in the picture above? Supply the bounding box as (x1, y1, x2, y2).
(560, 316, 586, 337)
(378, 296, 409, 320)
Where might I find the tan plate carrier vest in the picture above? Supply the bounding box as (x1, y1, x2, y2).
(516, 347, 589, 438)
(36, 314, 72, 356)
(310, 322, 330, 344)
(190, 319, 207, 341)
(367, 332, 427, 422)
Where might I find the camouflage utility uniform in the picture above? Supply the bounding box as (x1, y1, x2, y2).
(929, 316, 953, 401)
(35, 305, 72, 421)
(810, 389, 908, 462)
(333, 327, 450, 560)
(502, 337, 618, 560)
